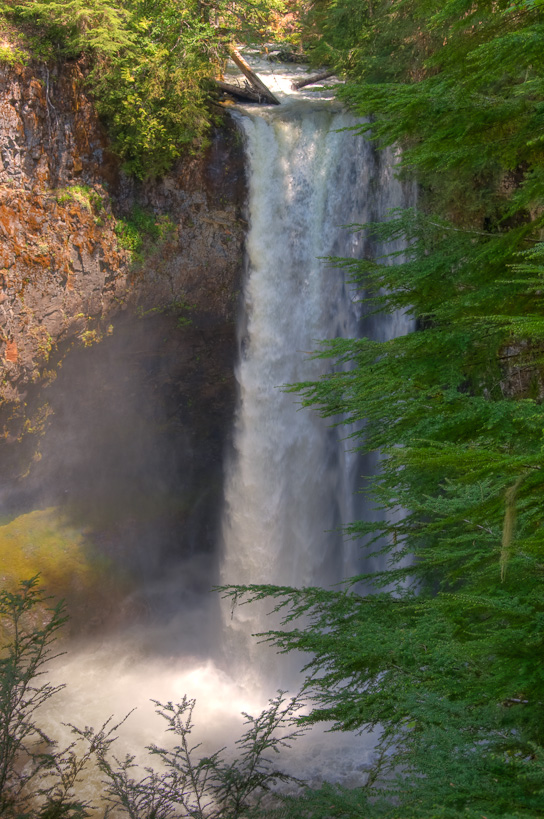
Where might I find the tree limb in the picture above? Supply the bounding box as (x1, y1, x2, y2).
(291, 70, 335, 90)
(230, 48, 280, 105)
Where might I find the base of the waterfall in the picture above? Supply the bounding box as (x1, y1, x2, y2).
(39, 639, 375, 814)
(277, 725, 377, 790)
(43, 643, 263, 756)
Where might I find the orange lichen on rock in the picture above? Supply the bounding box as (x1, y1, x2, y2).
(5, 338, 18, 362)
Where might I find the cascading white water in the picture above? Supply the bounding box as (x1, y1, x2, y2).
(221, 106, 366, 591)
(220, 67, 414, 688)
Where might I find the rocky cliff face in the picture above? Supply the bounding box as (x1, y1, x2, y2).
(0, 61, 246, 404)
(0, 60, 247, 628)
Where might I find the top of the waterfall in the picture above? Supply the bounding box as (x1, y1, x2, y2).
(225, 48, 342, 107)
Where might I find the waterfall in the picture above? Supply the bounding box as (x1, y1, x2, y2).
(220, 79, 414, 687)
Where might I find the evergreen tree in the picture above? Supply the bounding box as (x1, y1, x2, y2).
(0, 580, 306, 817)
(224, 2, 544, 816)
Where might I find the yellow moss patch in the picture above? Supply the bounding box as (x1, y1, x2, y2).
(0, 508, 137, 635)
(0, 508, 137, 637)
(0, 507, 106, 592)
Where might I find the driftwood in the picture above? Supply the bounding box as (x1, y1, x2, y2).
(229, 48, 281, 105)
(215, 80, 267, 104)
(291, 70, 335, 90)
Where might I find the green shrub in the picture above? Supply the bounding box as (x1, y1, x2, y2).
(0, 43, 26, 64)
(0, 578, 93, 818)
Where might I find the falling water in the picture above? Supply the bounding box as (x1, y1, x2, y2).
(220, 64, 414, 688)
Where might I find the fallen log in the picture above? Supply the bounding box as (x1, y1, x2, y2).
(230, 48, 281, 105)
(215, 79, 266, 104)
(291, 70, 335, 90)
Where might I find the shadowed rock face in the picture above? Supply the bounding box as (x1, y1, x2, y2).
(0, 61, 247, 630)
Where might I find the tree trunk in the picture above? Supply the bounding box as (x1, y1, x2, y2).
(229, 48, 281, 105)
(215, 80, 265, 104)
(291, 70, 335, 90)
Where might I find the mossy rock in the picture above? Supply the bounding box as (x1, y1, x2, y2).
(0, 507, 132, 634)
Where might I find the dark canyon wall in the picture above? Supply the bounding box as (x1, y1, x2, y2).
(0, 61, 246, 632)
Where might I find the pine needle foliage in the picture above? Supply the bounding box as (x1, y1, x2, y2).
(222, 2, 544, 817)
(74, 693, 305, 819)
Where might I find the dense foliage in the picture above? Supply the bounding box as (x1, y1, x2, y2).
(0, 0, 288, 177)
(223, 1, 544, 817)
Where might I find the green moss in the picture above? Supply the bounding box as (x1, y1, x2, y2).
(115, 206, 176, 264)
(55, 184, 105, 213)
(0, 507, 109, 596)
